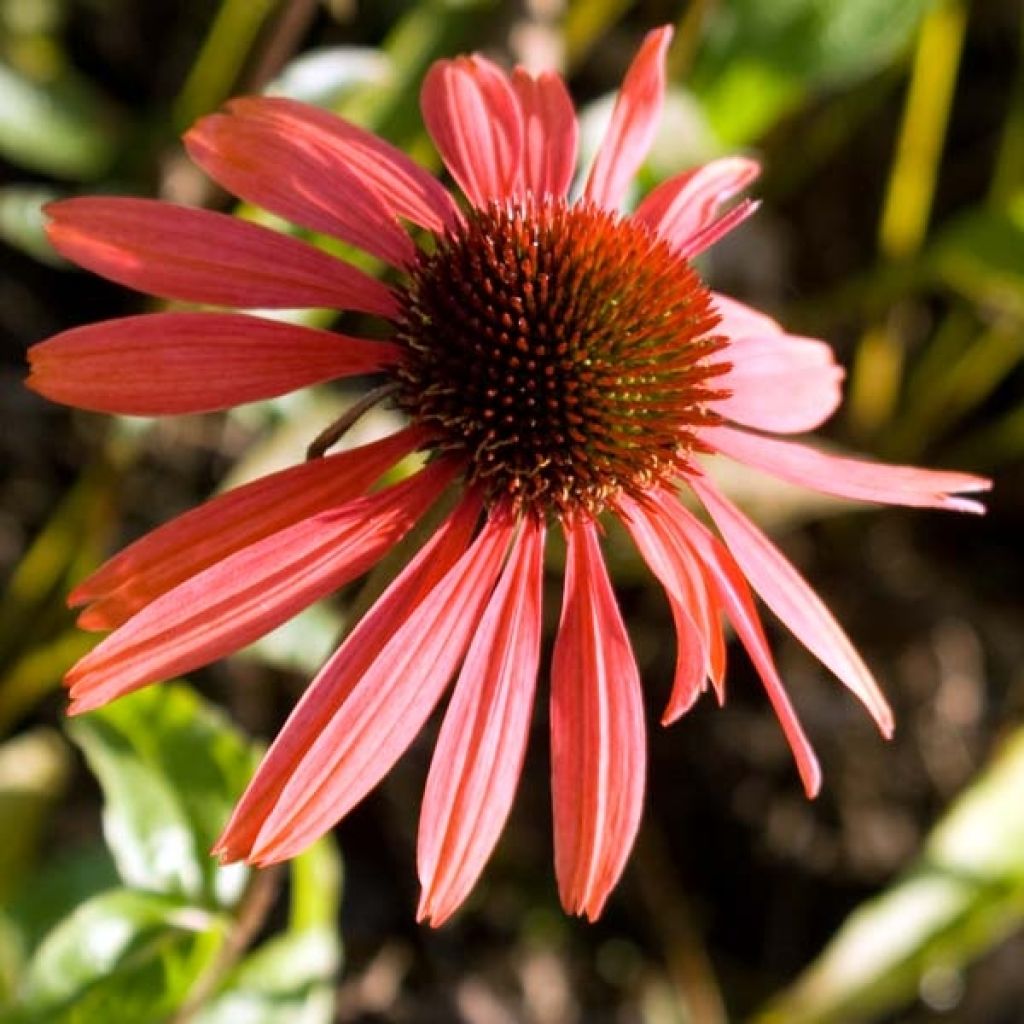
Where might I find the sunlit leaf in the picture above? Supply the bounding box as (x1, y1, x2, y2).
(68, 685, 257, 908)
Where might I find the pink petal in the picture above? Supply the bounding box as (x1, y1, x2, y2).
(584, 26, 673, 210)
(70, 427, 425, 630)
(717, 333, 844, 434)
(510, 68, 578, 199)
(417, 515, 545, 926)
(225, 96, 460, 233)
(215, 489, 483, 862)
(634, 156, 760, 253)
(653, 490, 822, 797)
(676, 198, 759, 259)
(421, 55, 523, 207)
(244, 506, 517, 864)
(702, 425, 991, 514)
(692, 477, 894, 736)
(551, 519, 646, 920)
(712, 293, 784, 337)
(64, 459, 456, 712)
(45, 198, 397, 316)
(185, 113, 416, 268)
(27, 312, 401, 416)
(615, 494, 715, 721)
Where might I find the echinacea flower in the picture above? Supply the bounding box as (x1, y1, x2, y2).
(28, 27, 990, 925)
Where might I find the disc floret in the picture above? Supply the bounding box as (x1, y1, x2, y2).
(394, 196, 728, 516)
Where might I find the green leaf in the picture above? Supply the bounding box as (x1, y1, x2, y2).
(16, 887, 225, 1023)
(756, 726, 1024, 1023)
(192, 928, 340, 1024)
(68, 685, 258, 908)
(0, 61, 116, 179)
(692, 0, 934, 144)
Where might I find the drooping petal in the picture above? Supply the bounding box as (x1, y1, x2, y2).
(692, 477, 894, 736)
(634, 157, 760, 253)
(421, 55, 523, 207)
(551, 518, 646, 921)
(584, 26, 673, 210)
(64, 459, 456, 712)
(616, 494, 723, 720)
(45, 198, 397, 316)
(185, 113, 416, 268)
(225, 95, 460, 234)
(712, 292, 783, 337)
(716, 333, 845, 434)
(27, 312, 401, 416)
(653, 490, 822, 797)
(215, 489, 483, 862)
(511, 68, 578, 199)
(70, 427, 426, 630)
(702, 425, 991, 513)
(417, 515, 545, 926)
(245, 507, 517, 864)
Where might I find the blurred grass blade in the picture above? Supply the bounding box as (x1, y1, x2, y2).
(0, 187, 62, 265)
(564, 0, 635, 70)
(173, 0, 280, 130)
(0, 730, 70, 904)
(755, 727, 1024, 1024)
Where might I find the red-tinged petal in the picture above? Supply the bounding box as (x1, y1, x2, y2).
(692, 478, 894, 736)
(615, 494, 711, 721)
(226, 96, 459, 233)
(510, 68, 578, 199)
(45, 197, 397, 316)
(64, 459, 456, 712)
(185, 113, 416, 269)
(71, 428, 425, 630)
(27, 312, 401, 416)
(417, 515, 545, 926)
(717, 333, 844, 434)
(215, 489, 483, 862)
(676, 198, 759, 259)
(584, 26, 673, 210)
(245, 507, 517, 863)
(551, 519, 646, 921)
(702, 425, 992, 514)
(634, 157, 760, 252)
(654, 490, 822, 797)
(421, 55, 523, 207)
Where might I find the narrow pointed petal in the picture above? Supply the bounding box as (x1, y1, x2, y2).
(64, 460, 456, 712)
(421, 56, 523, 207)
(185, 113, 416, 268)
(693, 478, 894, 736)
(417, 516, 545, 926)
(584, 26, 673, 210)
(45, 198, 397, 316)
(676, 198, 759, 259)
(654, 491, 822, 797)
(551, 519, 646, 921)
(245, 508, 517, 864)
(226, 96, 460, 233)
(635, 157, 760, 253)
(70, 428, 425, 630)
(215, 490, 483, 862)
(615, 495, 712, 721)
(27, 312, 401, 416)
(511, 68, 578, 199)
(702, 425, 991, 513)
(717, 333, 844, 434)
